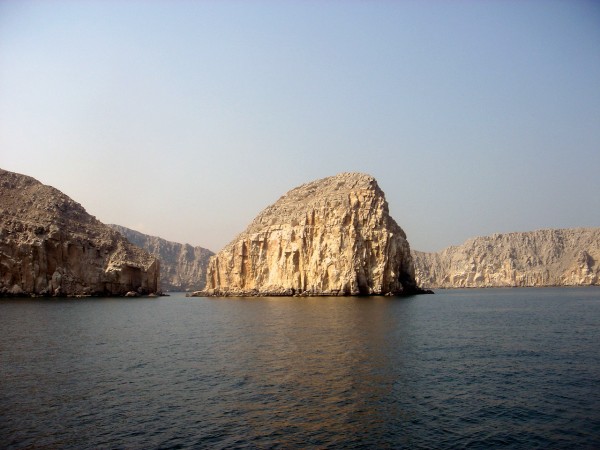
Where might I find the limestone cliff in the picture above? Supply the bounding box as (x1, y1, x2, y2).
(412, 228, 600, 288)
(109, 224, 214, 291)
(200, 172, 420, 296)
(0, 168, 159, 296)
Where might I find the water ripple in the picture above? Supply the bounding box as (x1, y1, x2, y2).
(1, 288, 600, 448)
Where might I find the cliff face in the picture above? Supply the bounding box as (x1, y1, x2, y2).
(0, 169, 159, 296)
(109, 224, 214, 291)
(202, 173, 419, 296)
(412, 228, 600, 288)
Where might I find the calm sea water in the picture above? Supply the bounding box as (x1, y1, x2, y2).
(1, 288, 599, 449)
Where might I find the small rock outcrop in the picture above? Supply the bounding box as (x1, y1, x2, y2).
(412, 228, 600, 288)
(0, 168, 160, 296)
(109, 224, 214, 291)
(200, 173, 421, 296)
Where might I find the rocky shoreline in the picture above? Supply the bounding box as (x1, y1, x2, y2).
(2, 167, 598, 298)
(190, 286, 433, 297)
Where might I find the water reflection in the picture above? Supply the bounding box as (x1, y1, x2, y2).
(1, 289, 599, 448)
(203, 296, 419, 446)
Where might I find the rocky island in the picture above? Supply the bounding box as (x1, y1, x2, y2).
(412, 228, 600, 288)
(0, 168, 160, 296)
(109, 224, 214, 292)
(197, 172, 423, 296)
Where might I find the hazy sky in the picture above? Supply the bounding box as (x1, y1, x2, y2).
(1, 1, 599, 252)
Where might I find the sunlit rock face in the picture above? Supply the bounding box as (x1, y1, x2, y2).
(202, 172, 419, 296)
(109, 224, 214, 292)
(412, 228, 600, 288)
(0, 168, 159, 296)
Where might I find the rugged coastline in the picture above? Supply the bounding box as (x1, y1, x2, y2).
(412, 228, 600, 289)
(2, 167, 598, 297)
(0, 169, 160, 297)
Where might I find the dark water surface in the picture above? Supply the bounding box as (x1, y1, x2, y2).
(1, 288, 600, 449)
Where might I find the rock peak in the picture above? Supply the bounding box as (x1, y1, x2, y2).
(201, 173, 420, 297)
(239, 172, 391, 243)
(283, 172, 379, 197)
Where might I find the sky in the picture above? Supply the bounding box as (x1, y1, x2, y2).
(1, 0, 599, 253)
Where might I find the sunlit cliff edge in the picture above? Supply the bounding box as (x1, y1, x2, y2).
(412, 228, 600, 289)
(0, 168, 159, 296)
(197, 173, 425, 296)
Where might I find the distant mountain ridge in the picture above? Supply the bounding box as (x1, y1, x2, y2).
(412, 227, 600, 288)
(109, 225, 214, 292)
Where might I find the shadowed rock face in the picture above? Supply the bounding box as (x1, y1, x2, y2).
(202, 172, 419, 296)
(109, 224, 214, 292)
(412, 228, 600, 288)
(0, 168, 159, 296)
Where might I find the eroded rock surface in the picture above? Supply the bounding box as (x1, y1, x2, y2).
(0, 168, 159, 296)
(109, 224, 214, 292)
(200, 172, 420, 296)
(412, 228, 600, 288)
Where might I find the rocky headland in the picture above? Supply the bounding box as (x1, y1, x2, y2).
(0, 168, 160, 296)
(412, 228, 600, 288)
(109, 224, 214, 292)
(198, 172, 423, 297)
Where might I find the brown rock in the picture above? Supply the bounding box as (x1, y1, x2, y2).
(412, 228, 600, 288)
(0, 168, 159, 296)
(200, 172, 420, 296)
(109, 224, 214, 292)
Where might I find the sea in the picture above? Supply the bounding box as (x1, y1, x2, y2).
(1, 287, 599, 449)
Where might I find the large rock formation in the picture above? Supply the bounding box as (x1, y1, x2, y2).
(0, 168, 160, 296)
(109, 224, 214, 291)
(200, 172, 420, 296)
(412, 228, 600, 288)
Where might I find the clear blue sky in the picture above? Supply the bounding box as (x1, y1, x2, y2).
(1, 0, 599, 252)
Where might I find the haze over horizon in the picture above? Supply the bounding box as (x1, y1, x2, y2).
(1, 1, 599, 253)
